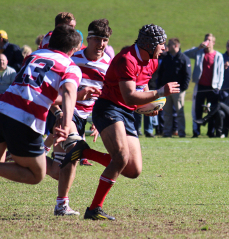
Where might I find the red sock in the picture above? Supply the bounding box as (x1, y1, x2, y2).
(83, 149, 111, 167)
(89, 175, 115, 210)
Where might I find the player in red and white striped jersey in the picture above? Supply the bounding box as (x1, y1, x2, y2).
(71, 46, 112, 119)
(47, 19, 113, 216)
(0, 25, 82, 186)
(39, 12, 76, 50)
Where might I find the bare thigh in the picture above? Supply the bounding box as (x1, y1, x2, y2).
(100, 121, 142, 180)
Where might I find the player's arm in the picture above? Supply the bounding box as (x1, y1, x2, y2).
(52, 86, 101, 105)
(54, 82, 77, 144)
(77, 86, 101, 101)
(119, 80, 180, 106)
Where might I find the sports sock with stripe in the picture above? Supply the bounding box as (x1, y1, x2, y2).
(89, 175, 115, 210)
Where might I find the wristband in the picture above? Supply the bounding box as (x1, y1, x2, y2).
(54, 109, 62, 117)
(157, 86, 165, 97)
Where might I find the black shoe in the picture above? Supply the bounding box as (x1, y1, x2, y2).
(84, 207, 115, 221)
(145, 132, 155, 138)
(192, 134, 198, 138)
(194, 119, 206, 126)
(60, 140, 90, 169)
(163, 135, 172, 138)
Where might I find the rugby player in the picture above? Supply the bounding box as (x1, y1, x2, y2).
(46, 18, 113, 216)
(0, 25, 82, 186)
(60, 24, 180, 220)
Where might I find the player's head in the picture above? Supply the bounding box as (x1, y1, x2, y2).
(87, 18, 112, 39)
(86, 18, 112, 59)
(55, 12, 76, 28)
(49, 25, 81, 54)
(135, 24, 167, 59)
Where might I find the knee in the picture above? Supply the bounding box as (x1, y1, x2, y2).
(112, 152, 129, 170)
(121, 165, 142, 179)
(32, 171, 46, 184)
(128, 169, 142, 179)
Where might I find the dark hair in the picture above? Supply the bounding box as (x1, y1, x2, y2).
(55, 12, 76, 27)
(49, 25, 81, 53)
(88, 18, 112, 38)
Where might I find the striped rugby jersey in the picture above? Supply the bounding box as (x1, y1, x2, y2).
(0, 48, 82, 134)
(71, 49, 112, 119)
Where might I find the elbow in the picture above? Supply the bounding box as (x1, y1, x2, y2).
(124, 98, 134, 106)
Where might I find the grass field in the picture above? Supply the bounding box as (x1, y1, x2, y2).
(1, 0, 229, 238)
(1, 0, 229, 53)
(1, 102, 229, 238)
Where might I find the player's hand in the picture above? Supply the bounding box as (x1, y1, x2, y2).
(78, 86, 101, 101)
(53, 126, 70, 146)
(145, 110, 159, 116)
(55, 111, 63, 128)
(164, 82, 180, 96)
(90, 124, 99, 142)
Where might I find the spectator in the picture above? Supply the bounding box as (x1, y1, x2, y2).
(21, 45, 32, 58)
(0, 30, 24, 72)
(155, 44, 178, 136)
(184, 33, 224, 137)
(194, 96, 229, 138)
(134, 74, 158, 137)
(221, 40, 229, 95)
(35, 34, 45, 49)
(158, 38, 191, 137)
(0, 53, 16, 94)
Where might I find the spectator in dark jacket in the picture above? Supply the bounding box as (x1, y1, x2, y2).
(158, 38, 191, 137)
(0, 30, 24, 72)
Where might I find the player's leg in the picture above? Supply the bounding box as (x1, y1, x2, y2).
(0, 147, 46, 184)
(0, 114, 46, 184)
(84, 121, 131, 221)
(120, 135, 142, 178)
(44, 133, 54, 156)
(0, 142, 7, 162)
(54, 121, 81, 216)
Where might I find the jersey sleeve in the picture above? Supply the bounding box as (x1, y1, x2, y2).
(59, 65, 82, 90)
(115, 56, 137, 82)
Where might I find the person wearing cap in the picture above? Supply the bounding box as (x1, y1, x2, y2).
(60, 24, 180, 220)
(184, 33, 224, 138)
(0, 53, 16, 94)
(0, 30, 24, 72)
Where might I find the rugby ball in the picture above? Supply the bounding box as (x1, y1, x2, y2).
(135, 97, 166, 114)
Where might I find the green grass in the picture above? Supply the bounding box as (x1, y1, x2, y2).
(1, 126, 229, 238)
(1, 0, 229, 54)
(1, 1, 229, 238)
